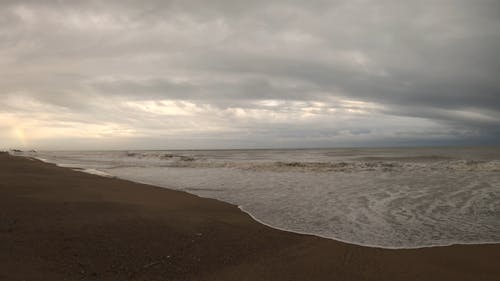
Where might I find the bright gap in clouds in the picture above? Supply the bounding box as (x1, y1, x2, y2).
(1, 95, 456, 150)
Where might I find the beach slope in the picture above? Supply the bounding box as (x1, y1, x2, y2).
(1, 152, 499, 281)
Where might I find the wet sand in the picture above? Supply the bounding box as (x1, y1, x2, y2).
(1, 152, 499, 281)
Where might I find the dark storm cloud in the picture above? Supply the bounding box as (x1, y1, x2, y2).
(1, 0, 499, 149)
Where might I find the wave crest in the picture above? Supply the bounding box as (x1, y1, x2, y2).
(122, 151, 500, 172)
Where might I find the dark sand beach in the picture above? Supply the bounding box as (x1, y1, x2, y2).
(1, 152, 499, 281)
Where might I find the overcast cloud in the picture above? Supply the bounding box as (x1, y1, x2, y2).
(1, 0, 499, 149)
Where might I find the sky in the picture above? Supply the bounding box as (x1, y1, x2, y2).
(1, 0, 499, 150)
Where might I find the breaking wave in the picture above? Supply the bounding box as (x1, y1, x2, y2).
(119, 151, 500, 172)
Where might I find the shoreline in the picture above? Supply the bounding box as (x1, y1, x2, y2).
(238, 204, 500, 250)
(2, 152, 499, 280)
(28, 154, 500, 250)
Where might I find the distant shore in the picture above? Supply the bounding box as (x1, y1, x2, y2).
(1, 152, 499, 281)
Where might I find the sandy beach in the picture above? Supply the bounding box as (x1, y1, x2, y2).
(1, 152, 499, 281)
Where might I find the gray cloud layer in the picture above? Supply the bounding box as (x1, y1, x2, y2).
(1, 0, 499, 149)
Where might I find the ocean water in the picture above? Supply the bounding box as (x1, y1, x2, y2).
(15, 147, 500, 249)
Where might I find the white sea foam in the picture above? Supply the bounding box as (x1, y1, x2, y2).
(17, 148, 500, 248)
(80, 168, 114, 178)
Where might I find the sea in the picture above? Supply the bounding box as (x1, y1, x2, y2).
(14, 147, 500, 249)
